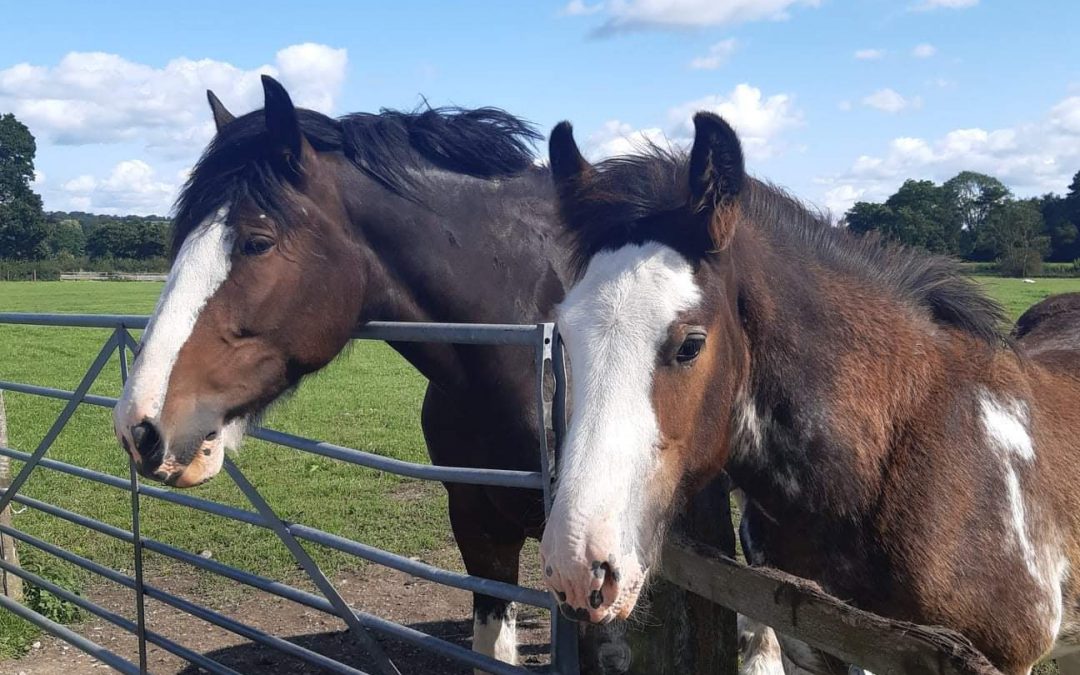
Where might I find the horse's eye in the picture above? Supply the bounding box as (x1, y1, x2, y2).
(240, 235, 274, 256)
(675, 332, 706, 364)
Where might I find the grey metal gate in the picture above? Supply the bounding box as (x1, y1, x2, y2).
(0, 312, 578, 675)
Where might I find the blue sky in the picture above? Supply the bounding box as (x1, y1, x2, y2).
(1, 0, 1078, 217)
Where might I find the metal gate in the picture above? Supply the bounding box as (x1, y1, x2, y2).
(0, 312, 578, 675)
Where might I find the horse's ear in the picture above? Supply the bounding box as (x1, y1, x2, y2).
(549, 121, 591, 192)
(688, 112, 745, 251)
(206, 90, 235, 132)
(261, 75, 303, 162)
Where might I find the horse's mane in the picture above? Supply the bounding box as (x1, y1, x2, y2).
(565, 146, 1007, 345)
(171, 106, 541, 254)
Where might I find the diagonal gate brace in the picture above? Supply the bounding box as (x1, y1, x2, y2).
(0, 330, 120, 514)
(223, 457, 402, 675)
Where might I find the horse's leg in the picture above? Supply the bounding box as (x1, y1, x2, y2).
(447, 483, 526, 673)
(422, 386, 525, 673)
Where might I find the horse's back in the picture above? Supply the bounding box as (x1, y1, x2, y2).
(1013, 293, 1080, 368)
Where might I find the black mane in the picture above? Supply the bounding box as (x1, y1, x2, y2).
(565, 147, 1006, 345)
(172, 106, 541, 253)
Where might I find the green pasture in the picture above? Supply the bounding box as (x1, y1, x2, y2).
(0, 281, 446, 656)
(1, 276, 1079, 659)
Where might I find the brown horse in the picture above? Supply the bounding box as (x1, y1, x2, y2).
(539, 112, 1080, 674)
(113, 76, 582, 672)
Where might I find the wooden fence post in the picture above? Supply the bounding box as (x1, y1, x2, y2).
(623, 476, 739, 675)
(0, 389, 23, 603)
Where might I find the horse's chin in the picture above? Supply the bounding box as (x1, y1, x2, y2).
(162, 417, 248, 488)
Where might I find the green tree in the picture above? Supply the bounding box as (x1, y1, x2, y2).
(0, 114, 48, 259)
(1039, 192, 1077, 262)
(942, 171, 1010, 259)
(982, 199, 1049, 276)
(883, 180, 954, 254)
(86, 218, 168, 259)
(844, 201, 894, 236)
(45, 218, 87, 256)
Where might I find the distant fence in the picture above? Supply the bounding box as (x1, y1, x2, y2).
(0, 313, 578, 675)
(59, 272, 168, 282)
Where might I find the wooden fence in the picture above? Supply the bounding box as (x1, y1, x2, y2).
(0, 390, 22, 603)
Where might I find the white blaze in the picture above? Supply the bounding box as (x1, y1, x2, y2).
(549, 242, 700, 572)
(115, 207, 233, 433)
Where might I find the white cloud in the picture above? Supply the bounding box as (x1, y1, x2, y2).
(861, 88, 922, 114)
(561, 0, 603, 15)
(60, 160, 179, 215)
(912, 43, 937, 58)
(585, 84, 802, 164)
(854, 49, 885, 61)
(823, 184, 865, 216)
(823, 94, 1080, 212)
(689, 39, 738, 70)
(911, 0, 978, 10)
(586, 121, 670, 159)
(0, 44, 347, 155)
(564, 0, 821, 33)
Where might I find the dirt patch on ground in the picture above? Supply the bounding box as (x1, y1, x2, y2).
(0, 544, 552, 674)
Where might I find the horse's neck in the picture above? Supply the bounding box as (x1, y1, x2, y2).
(728, 233, 946, 524)
(353, 172, 569, 397)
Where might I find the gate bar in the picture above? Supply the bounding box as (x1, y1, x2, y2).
(0, 382, 545, 489)
(0, 592, 139, 675)
(0, 461, 552, 609)
(118, 331, 149, 675)
(0, 523, 373, 675)
(223, 458, 402, 675)
(0, 332, 118, 515)
(0, 556, 243, 675)
(0, 314, 542, 345)
(0, 520, 534, 675)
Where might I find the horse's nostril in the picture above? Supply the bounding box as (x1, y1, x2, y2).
(130, 420, 163, 465)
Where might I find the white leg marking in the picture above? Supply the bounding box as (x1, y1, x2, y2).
(472, 607, 517, 673)
(114, 207, 234, 434)
(737, 615, 785, 675)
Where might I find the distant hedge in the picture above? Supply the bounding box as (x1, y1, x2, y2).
(958, 260, 1080, 278)
(0, 256, 169, 281)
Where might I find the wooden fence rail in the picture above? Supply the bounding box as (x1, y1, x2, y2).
(660, 534, 1003, 675)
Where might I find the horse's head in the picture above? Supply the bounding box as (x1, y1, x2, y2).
(540, 114, 750, 622)
(113, 76, 366, 487)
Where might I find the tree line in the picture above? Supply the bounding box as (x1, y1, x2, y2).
(844, 171, 1080, 276)
(4, 109, 1080, 280)
(0, 113, 170, 279)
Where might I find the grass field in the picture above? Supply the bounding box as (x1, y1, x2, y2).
(0, 281, 446, 656)
(1, 276, 1079, 660)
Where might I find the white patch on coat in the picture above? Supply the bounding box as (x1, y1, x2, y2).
(543, 242, 700, 612)
(472, 609, 517, 672)
(732, 390, 766, 458)
(980, 392, 1034, 461)
(980, 389, 1069, 643)
(114, 207, 234, 440)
